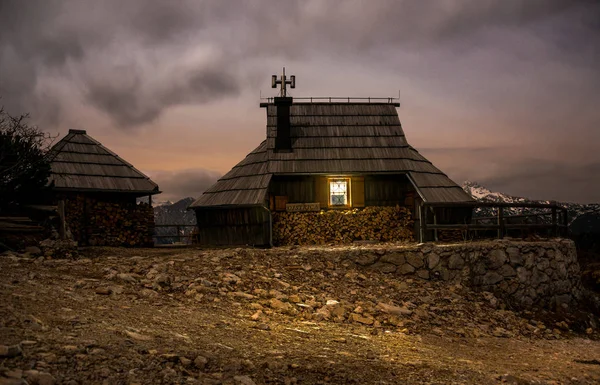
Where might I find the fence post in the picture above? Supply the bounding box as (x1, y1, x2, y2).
(418, 204, 425, 243)
(551, 206, 558, 237)
(497, 207, 504, 239)
(432, 208, 438, 242)
(58, 200, 66, 240)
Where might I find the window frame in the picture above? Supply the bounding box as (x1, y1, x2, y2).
(328, 177, 351, 208)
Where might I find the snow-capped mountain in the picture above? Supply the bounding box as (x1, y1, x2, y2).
(461, 181, 600, 227)
(153, 197, 196, 244)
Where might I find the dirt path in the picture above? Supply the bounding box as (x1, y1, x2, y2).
(1, 246, 600, 384)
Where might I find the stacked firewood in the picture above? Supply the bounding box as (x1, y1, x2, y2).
(64, 195, 154, 247)
(273, 206, 413, 246)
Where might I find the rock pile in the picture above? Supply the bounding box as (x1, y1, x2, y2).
(0, 242, 597, 384)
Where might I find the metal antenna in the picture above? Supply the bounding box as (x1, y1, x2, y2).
(271, 67, 295, 97)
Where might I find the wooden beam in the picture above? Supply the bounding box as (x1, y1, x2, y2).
(58, 200, 66, 240)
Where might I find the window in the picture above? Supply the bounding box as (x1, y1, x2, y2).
(329, 179, 349, 206)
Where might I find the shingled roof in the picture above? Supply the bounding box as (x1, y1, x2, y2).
(48, 129, 160, 195)
(190, 102, 472, 208)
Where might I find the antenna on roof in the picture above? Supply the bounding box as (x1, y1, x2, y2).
(271, 67, 295, 97)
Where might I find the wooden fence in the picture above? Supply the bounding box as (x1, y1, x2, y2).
(418, 202, 569, 242)
(153, 224, 197, 245)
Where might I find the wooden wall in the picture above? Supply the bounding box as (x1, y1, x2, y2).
(269, 174, 414, 211)
(194, 207, 270, 246)
(365, 175, 414, 207)
(269, 176, 314, 203)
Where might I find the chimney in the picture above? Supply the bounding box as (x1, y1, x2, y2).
(274, 96, 293, 152)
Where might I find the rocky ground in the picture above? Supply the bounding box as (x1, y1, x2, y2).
(1, 245, 600, 384)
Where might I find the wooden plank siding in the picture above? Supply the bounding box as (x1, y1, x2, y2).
(269, 176, 315, 204)
(365, 174, 415, 207)
(194, 207, 270, 246)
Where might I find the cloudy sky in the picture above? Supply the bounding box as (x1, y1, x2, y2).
(1, 0, 599, 203)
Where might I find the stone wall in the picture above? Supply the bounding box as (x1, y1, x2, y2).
(339, 239, 582, 310)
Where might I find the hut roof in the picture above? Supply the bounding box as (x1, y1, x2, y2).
(190, 102, 472, 208)
(48, 129, 160, 195)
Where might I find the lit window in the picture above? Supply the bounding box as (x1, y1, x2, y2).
(329, 179, 348, 206)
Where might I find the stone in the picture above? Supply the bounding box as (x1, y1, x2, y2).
(354, 253, 378, 266)
(95, 287, 112, 295)
(416, 269, 430, 280)
(448, 254, 465, 270)
(0, 344, 22, 357)
(288, 294, 301, 303)
(520, 297, 534, 308)
(232, 292, 255, 300)
(399, 263, 415, 275)
(180, 357, 192, 366)
(350, 313, 374, 325)
(250, 310, 263, 321)
(24, 246, 42, 255)
(481, 272, 503, 286)
(556, 262, 567, 278)
(507, 250, 524, 267)
(380, 252, 406, 266)
(0, 377, 25, 385)
(406, 253, 424, 269)
(498, 264, 516, 278)
(330, 305, 347, 318)
(530, 270, 549, 287)
(194, 355, 208, 370)
(554, 249, 565, 262)
(24, 371, 56, 385)
(233, 375, 256, 385)
(3, 369, 23, 379)
(117, 273, 137, 284)
(124, 330, 152, 341)
(439, 268, 451, 281)
(486, 249, 507, 270)
(537, 259, 550, 271)
(372, 262, 396, 273)
(269, 298, 293, 313)
(554, 294, 573, 306)
(427, 253, 440, 269)
(154, 274, 171, 287)
(524, 253, 536, 269)
(492, 327, 511, 338)
(516, 267, 530, 283)
(472, 262, 486, 276)
(376, 302, 412, 316)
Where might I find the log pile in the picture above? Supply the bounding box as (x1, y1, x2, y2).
(65, 195, 154, 247)
(273, 206, 413, 246)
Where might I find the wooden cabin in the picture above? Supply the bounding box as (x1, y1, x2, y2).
(189, 97, 473, 246)
(48, 129, 160, 246)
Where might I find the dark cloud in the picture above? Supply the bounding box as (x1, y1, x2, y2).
(0, 0, 243, 127)
(2, 0, 598, 128)
(477, 160, 600, 204)
(85, 65, 239, 127)
(149, 168, 221, 202)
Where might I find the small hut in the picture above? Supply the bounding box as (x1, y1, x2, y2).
(190, 74, 473, 246)
(48, 129, 160, 246)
